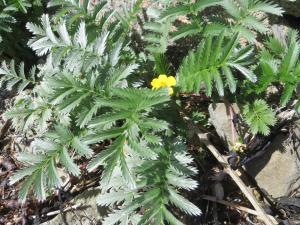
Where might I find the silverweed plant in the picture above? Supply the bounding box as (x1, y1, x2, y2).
(1, 0, 299, 224)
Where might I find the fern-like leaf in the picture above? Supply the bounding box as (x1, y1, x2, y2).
(243, 99, 276, 135)
(179, 32, 256, 95)
(0, 60, 36, 92)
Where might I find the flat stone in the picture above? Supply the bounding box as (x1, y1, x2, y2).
(245, 122, 300, 198)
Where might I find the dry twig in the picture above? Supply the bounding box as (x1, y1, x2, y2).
(202, 195, 278, 224)
(198, 133, 278, 225)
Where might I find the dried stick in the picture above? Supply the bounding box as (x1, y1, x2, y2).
(31, 203, 82, 218)
(198, 133, 277, 225)
(201, 195, 278, 224)
(0, 119, 11, 140)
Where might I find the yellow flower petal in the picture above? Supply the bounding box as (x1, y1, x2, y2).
(166, 76, 176, 87)
(158, 74, 168, 80)
(168, 87, 174, 95)
(158, 74, 168, 87)
(151, 78, 161, 89)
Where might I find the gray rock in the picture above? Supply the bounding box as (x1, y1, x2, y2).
(208, 103, 300, 198)
(245, 122, 300, 198)
(208, 103, 240, 149)
(40, 188, 107, 225)
(275, 0, 300, 17)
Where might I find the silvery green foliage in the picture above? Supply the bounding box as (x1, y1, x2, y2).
(26, 14, 117, 72)
(3, 1, 201, 224)
(99, 141, 200, 225)
(3, 9, 132, 133)
(9, 125, 91, 202)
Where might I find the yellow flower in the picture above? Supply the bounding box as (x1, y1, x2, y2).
(151, 74, 176, 95)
